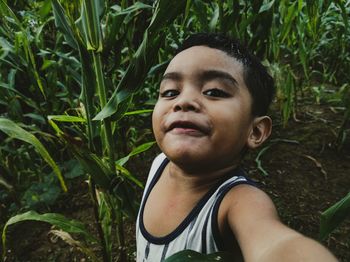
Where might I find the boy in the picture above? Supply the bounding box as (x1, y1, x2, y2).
(136, 33, 336, 261)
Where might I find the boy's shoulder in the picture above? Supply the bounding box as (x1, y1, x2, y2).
(221, 182, 275, 219)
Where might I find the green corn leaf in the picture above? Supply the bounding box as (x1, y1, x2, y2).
(280, 2, 297, 43)
(48, 118, 64, 136)
(104, 2, 152, 51)
(51, 0, 78, 49)
(0, 176, 13, 191)
(2, 210, 97, 258)
(192, 0, 208, 31)
(115, 164, 143, 188)
(111, 2, 152, 16)
(164, 250, 232, 262)
(93, 33, 163, 120)
(38, 0, 52, 19)
(78, 42, 97, 149)
(0, 0, 23, 30)
(147, 0, 188, 34)
(320, 192, 350, 240)
(111, 179, 139, 219)
(97, 191, 113, 261)
(116, 141, 156, 167)
(23, 112, 46, 123)
(48, 115, 86, 123)
(0, 81, 23, 97)
(0, 0, 46, 98)
(209, 2, 220, 31)
(259, 0, 276, 13)
(66, 142, 113, 190)
(335, 0, 349, 32)
(0, 36, 13, 59)
(47, 115, 86, 137)
(0, 118, 67, 192)
(123, 109, 153, 116)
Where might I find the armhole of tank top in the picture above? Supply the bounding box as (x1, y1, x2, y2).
(211, 175, 258, 251)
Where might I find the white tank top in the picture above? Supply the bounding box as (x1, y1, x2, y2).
(136, 153, 256, 262)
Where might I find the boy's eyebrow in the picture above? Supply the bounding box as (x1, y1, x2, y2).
(200, 70, 238, 86)
(161, 72, 182, 82)
(161, 70, 238, 86)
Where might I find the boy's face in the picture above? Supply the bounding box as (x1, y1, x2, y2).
(152, 46, 255, 172)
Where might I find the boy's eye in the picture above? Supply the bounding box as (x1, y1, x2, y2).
(203, 88, 230, 98)
(160, 89, 179, 98)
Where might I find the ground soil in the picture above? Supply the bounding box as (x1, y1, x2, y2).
(1, 98, 349, 261)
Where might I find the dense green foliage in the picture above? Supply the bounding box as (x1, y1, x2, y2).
(0, 0, 349, 260)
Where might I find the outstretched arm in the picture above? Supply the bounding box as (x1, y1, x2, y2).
(224, 185, 337, 262)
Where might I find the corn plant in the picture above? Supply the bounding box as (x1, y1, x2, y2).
(1, 0, 187, 261)
(0, 0, 76, 213)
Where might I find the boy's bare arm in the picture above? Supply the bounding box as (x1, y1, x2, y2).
(223, 185, 337, 262)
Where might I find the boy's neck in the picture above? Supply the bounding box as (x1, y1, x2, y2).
(166, 161, 239, 193)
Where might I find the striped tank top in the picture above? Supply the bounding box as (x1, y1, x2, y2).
(136, 153, 256, 262)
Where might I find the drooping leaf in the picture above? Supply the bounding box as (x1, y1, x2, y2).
(48, 115, 86, 123)
(320, 192, 350, 240)
(2, 211, 97, 258)
(48, 229, 99, 261)
(116, 141, 156, 166)
(0, 118, 67, 192)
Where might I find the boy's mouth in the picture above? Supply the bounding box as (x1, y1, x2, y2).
(167, 120, 209, 135)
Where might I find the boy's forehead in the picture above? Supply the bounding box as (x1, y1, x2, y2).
(165, 46, 244, 78)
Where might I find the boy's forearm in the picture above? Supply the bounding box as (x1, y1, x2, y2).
(258, 234, 337, 262)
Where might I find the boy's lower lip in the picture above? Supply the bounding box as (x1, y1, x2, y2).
(169, 127, 205, 136)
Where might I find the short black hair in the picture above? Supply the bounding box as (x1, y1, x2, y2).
(176, 33, 275, 116)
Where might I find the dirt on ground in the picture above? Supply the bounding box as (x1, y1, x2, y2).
(1, 98, 350, 261)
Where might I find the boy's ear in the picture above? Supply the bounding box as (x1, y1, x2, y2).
(247, 116, 272, 149)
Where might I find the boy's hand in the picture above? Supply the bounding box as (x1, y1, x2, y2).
(223, 185, 338, 261)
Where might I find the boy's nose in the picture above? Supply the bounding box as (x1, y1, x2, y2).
(173, 91, 201, 112)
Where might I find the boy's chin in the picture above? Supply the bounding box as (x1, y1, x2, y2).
(163, 150, 236, 174)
